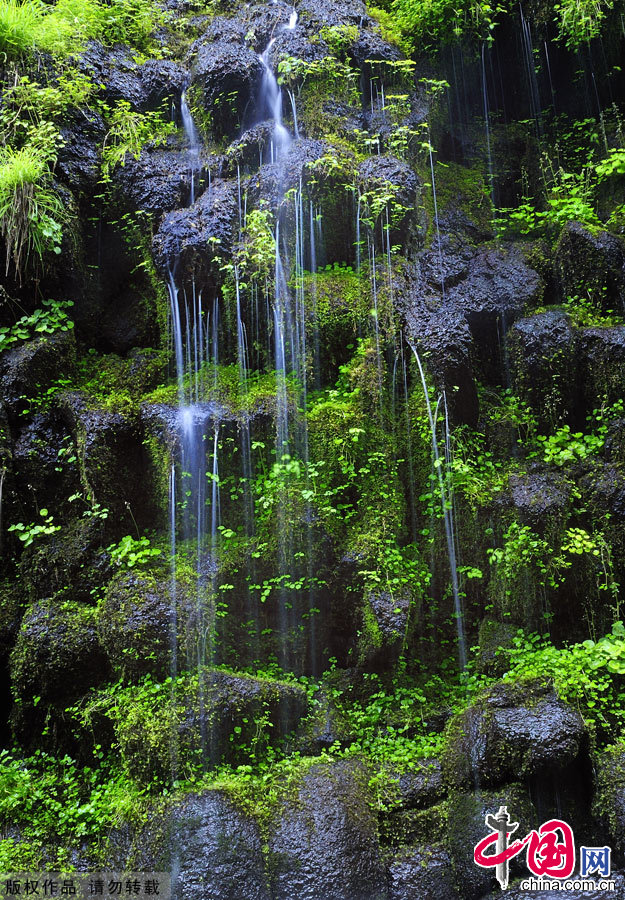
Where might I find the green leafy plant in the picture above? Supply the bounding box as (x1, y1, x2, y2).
(0, 141, 68, 278)
(0, 299, 73, 354)
(107, 535, 162, 568)
(101, 101, 176, 180)
(8, 509, 61, 547)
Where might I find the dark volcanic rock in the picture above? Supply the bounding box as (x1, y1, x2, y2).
(446, 245, 543, 370)
(397, 758, 445, 809)
(81, 45, 187, 111)
(404, 297, 478, 425)
(57, 109, 107, 195)
(443, 681, 587, 790)
(112, 145, 218, 218)
(298, 0, 371, 28)
(12, 412, 80, 514)
(152, 178, 238, 282)
(60, 394, 157, 531)
(509, 310, 576, 428)
(98, 569, 201, 680)
(578, 326, 625, 410)
(388, 845, 458, 900)
(508, 470, 571, 530)
(269, 758, 387, 900)
(116, 669, 309, 782)
(191, 34, 264, 139)
(555, 221, 625, 309)
(0, 332, 76, 420)
(167, 791, 271, 900)
(447, 785, 535, 900)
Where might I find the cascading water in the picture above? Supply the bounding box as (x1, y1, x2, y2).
(408, 342, 467, 670)
(180, 90, 201, 204)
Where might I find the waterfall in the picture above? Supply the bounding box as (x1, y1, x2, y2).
(181, 90, 201, 204)
(408, 342, 467, 670)
(257, 10, 298, 159)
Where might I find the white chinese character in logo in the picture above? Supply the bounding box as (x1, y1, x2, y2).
(580, 846, 611, 878)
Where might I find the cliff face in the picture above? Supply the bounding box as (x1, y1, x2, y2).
(1, 0, 625, 893)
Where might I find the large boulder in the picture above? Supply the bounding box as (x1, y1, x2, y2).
(446, 245, 543, 381)
(507, 470, 571, 532)
(578, 326, 625, 411)
(403, 293, 478, 426)
(12, 411, 81, 517)
(113, 668, 309, 782)
(555, 221, 625, 309)
(10, 599, 110, 749)
(191, 30, 264, 139)
(168, 791, 270, 900)
(112, 145, 221, 219)
(81, 45, 187, 112)
(57, 109, 107, 196)
(268, 758, 387, 900)
(60, 394, 158, 532)
(442, 681, 588, 790)
(98, 569, 201, 681)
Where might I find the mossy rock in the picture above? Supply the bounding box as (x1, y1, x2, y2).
(555, 221, 625, 310)
(18, 516, 110, 605)
(441, 679, 588, 790)
(110, 668, 309, 783)
(380, 802, 448, 850)
(98, 568, 201, 681)
(476, 619, 516, 677)
(0, 332, 76, 421)
(10, 599, 111, 750)
(0, 578, 26, 664)
(10, 600, 109, 704)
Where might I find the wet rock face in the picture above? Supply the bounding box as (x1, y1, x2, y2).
(12, 412, 81, 516)
(269, 759, 387, 900)
(446, 785, 536, 900)
(446, 244, 543, 377)
(388, 845, 458, 900)
(578, 326, 625, 411)
(443, 681, 588, 790)
(58, 110, 107, 196)
(397, 759, 445, 809)
(402, 292, 478, 426)
(167, 791, 271, 900)
(509, 310, 576, 429)
(112, 145, 218, 219)
(10, 599, 111, 750)
(81, 44, 187, 112)
(357, 155, 420, 249)
(98, 570, 200, 681)
(191, 27, 264, 140)
(152, 178, 239, 284)
(507, 470, 571, 530)
(555, 221, 625, 309)
(61, 396, 157, 532)
(0, 332, 76, 420)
